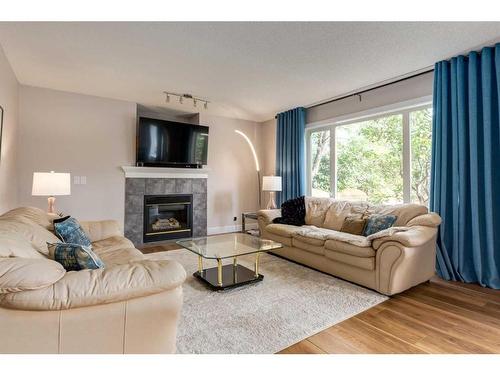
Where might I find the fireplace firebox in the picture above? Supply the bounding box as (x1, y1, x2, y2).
(143, 194, 193, 242)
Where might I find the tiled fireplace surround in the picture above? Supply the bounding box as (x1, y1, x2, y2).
(124, 176, 207, 247)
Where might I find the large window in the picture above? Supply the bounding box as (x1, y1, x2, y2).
(410, 108, 433, 206)
(307, 104, 432, 205)
(310, 129, 331, 197)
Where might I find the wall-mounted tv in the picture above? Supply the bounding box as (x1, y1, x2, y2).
(136, 117, 209, 168)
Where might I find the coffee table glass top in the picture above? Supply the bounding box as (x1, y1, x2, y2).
(176, 233, 282, 259)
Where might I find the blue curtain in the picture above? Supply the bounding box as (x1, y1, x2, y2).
(431, 43, 500, 289)
(275, 107, 306, 205)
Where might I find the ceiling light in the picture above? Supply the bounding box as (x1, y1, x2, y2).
(163, 91, 209, 110)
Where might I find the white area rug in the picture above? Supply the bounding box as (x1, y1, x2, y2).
(146, 249, 387, 354)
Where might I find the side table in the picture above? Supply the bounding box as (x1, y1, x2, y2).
(241, 212, 259, 235)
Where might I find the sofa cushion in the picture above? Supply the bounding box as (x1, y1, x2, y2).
(369, 203, 428, 226)
(92, 236, 136, 253)
(98, 247, 144, 266)
(0, 258, 66, 293)
(0, 217, 60, 256)
(266, 223, 303, 238)
(262, 230, 292, 247)
(0, 233, 46, 259)
(292, 232, 325, 247)
(272, 196, 305, 226)
(0, 206, 57, 231)
(362, 214, 397, 236)
(80, 220, 122, 243)
(324, 239, 375, 257)
(292, 238, 325, 255)
(295, 225, 371, 247)
(0, 259, 186, 310)
(48, 243, 105, 271)
(323, 201, 369, 230)
(304, 197, 332, 226)
(53, 217, 92, 247)
(324, 249, 375, 271)
(340, 215, 367, 235)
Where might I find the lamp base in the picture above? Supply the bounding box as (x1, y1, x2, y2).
(47, 196, 56, 214)
(266, 191, 278, 210)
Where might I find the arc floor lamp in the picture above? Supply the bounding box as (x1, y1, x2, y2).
(234, 130, 261, 208)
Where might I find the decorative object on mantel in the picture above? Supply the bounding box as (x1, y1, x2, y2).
(234, 130, 261, 208)
(262, 176, 282, 209)
(163, 91, 210, 109)
(0, 105, 4, 162)
(32, 171, 71, 213)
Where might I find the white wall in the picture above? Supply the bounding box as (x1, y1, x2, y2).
(18, 86, 136, 224)
(259, 72, 434, 175)
(199, 113, 262, 233)
(0, 45, 19, 213)
(16, 86, 263, 233)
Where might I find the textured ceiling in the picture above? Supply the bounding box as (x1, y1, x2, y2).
(1, 22, 500, 121)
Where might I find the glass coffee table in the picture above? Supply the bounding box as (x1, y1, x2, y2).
(176, 233, 283, 290)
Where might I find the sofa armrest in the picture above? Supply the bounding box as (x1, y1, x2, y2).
(371, 226, 437, 250)
(257, 209, 281, 226)
(375, 227, 438, 295)
(0, 259, 186, 311)
(80, 220, 122, 242)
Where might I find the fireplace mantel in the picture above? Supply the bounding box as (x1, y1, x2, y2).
(121, 166, 209, 179)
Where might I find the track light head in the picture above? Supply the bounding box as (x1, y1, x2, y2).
(163, 91, 208, 109)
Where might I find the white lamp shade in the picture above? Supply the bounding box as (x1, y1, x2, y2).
(32, 172, 71, 196)
(262, 176, 282, 192)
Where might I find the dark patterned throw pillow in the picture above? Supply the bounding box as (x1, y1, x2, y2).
(272, 196, 306, 226)
(53, 216, 92, 247)
(362, 214, 397, 236)
(48, 243, 104, 271)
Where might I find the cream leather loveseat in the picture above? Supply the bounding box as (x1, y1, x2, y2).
(258, 197, 441, 295)
(0, 207, 186, 354)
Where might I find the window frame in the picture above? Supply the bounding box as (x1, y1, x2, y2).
(306, 96, 432, 203)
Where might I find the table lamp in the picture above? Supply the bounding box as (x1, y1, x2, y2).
(262, 176, 282, 209)
(32, 171, 71, 213)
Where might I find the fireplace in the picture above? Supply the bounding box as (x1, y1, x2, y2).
(143, 194, 193, 242)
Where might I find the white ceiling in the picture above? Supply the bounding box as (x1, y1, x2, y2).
(1, 22, 500, 122)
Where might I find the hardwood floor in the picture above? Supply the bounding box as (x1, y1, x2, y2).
(139, 245, 500, 354)
(279, 277, 500, 354)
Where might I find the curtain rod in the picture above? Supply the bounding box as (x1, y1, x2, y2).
(275, 67, 434, 118)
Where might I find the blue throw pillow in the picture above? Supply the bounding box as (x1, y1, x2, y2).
(363, 214, 397, 236)
(48, 243, 104, 271)
(53, 216, 92, 247)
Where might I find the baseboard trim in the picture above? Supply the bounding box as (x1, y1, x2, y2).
(207, 223, 258, 235)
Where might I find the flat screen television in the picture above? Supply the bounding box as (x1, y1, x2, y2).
(136, 117, 209, 168)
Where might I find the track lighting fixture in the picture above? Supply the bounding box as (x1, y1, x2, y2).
(163, 91, 209, 110)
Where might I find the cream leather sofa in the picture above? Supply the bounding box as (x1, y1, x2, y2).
(0, 207, 186, 354)
(258, 197, 441, 295)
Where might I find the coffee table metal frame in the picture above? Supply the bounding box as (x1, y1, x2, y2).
(176, 233, 282, 291)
